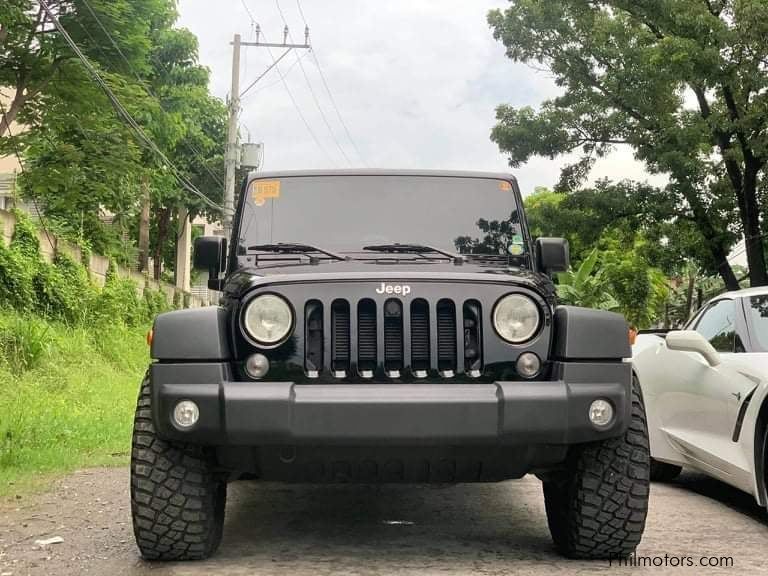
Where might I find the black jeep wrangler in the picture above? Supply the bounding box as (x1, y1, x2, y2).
(131, 170, 649, 561)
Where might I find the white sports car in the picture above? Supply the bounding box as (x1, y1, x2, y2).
(633, 286, 768, 510)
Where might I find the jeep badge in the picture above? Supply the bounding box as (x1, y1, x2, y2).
(375, 282, 412, 296)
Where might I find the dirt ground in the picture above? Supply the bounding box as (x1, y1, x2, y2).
(0, 467, 766, 576)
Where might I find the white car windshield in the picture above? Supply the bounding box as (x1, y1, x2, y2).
(747, 295, 768, 350)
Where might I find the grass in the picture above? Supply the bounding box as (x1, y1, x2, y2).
(0, 311, 149, 496)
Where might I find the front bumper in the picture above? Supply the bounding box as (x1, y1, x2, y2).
(150, 361, 632, 446)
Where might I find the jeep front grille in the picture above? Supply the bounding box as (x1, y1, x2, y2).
(304, 297, 483, 379)
(437, 299, 457, 374)
(410, 299, 430, 373)
(331, 300, 350, 373)
(357, 299, 377, 375)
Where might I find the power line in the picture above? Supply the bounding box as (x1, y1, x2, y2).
(240, 46, 293, 98)
(242, 49, 310, 100)
(274, 0, 352, 167)
(240, 0, 257, 24)
(237, 2, 337, 167)
(727, 232, 768, 262)
(295, 0, 367, 166)
(261, 32, 338, 167)
(78, 0, 225, 190)
(37, 0, 227, 215)
(0, 97, 56, 251)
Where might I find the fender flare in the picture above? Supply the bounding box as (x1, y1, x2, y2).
(150, 306, 231, 361)
(552, 305, 631, 360)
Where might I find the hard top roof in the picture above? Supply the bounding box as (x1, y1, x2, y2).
(247, 169, 518, 182)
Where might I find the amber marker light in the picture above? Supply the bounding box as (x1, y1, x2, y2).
(146, 329, 154, 347)
(628, 327, 637, 346)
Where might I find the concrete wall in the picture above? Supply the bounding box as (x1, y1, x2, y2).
(0, 209, 211, 308)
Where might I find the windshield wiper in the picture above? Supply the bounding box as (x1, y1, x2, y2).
(362, 243, 464, 265)
(246, 242, 348, 263)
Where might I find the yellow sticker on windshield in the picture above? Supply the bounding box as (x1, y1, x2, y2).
(499, 181, 512, 191)
(251, 180, 281, 206)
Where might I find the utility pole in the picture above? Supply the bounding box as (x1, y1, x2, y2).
(222, 26, 311, 239)
(223, 34, 242, 239)
(138, 173, 151, 273)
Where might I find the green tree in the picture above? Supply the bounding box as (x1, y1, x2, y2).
(524, 181, 706, 277)
(1, 0, 164, 136)
(600, 237, 669, 328)
(556, 249, 620, 311)
(2, 2, 225, 272)
(143, 27, 226, 279)
(489, 0, 768, 290)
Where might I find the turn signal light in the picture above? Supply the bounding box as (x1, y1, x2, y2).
(146, 329, 154, 347)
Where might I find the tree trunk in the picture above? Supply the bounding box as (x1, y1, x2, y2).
(0, 90, 27, 137)
(713, 247, 740, 291)
(684, 189, 740, 291)
(153, 207, 171, 281)
(174, 207, 191, 291)
(742, 161, 767, 286)
(692, 85, 766, 287)
(685, 267, 695, 320)
(138, 175, 151, 273)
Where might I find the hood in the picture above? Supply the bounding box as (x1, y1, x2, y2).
(223, 260, 555, 302)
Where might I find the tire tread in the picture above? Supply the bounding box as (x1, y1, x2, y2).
(130, 376, 226, 560)
(543, 378, 650, 559)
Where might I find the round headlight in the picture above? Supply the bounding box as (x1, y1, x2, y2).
(493, 294, 541, 343)
(242, 294, 293, 346)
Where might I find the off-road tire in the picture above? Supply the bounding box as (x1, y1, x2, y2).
(130, 376, 226, 560)
(649, 458, 682, 482)
(543, 377, 650, 559)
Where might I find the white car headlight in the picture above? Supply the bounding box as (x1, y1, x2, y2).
(493, 294, 541, 343)
(242, 294, 293, 346)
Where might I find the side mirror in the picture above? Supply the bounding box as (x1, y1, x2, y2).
(193, 236, 227, 291)
(536, 237, 570, 273)
(665, 330, 721, 367)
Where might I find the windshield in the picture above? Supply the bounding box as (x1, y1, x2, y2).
(747, 295, 768, 351)
(235, 175, 528, 266)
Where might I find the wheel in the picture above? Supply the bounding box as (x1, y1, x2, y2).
(130, 375, 226, 560)
(649, 458, 682, 482)
(543, 377, 650, 559)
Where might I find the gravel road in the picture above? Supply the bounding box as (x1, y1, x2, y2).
(1, 467, 766, 576)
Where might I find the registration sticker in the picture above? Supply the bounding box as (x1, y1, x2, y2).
(498, 181, 512, 191)
(251, 180, 281, 206)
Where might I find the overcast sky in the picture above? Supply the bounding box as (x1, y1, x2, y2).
(177, 0, 660, 196)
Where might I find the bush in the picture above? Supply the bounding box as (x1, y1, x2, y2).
(0, 214, 187, 368)
(0, 315, 50, 374)
(0, 311, 149, 489)
(9, 209, 41, 260)
(35, 253, 97, 324)
(144, 287, 170, 319)
(0, 241, 35, 312)
(93, 261, 145, 327)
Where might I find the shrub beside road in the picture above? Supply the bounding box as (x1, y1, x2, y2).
(0, 212, 163, 494)
(0, 313, 147, 494)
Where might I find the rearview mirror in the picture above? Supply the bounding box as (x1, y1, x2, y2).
(665, 330, 721, 367)
(535, 237, 570, 273)
(193, 236, 227, 291)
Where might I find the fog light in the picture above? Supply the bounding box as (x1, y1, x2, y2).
(516, 352, 541, 378)
(589, 399, 614, 428)
(173, 400, 199, 428)
(245, 353, 270, 379)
